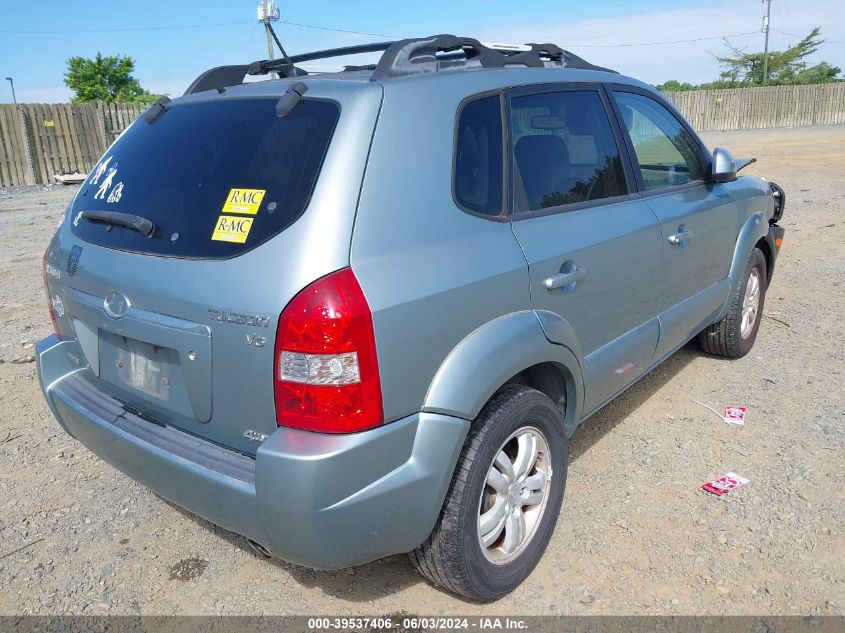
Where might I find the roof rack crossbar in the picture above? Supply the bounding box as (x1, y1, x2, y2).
(288, 42, 396, 65)
(183, 34, 615, 95)
(369, 35, 614, 80)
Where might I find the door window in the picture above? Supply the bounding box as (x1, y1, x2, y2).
(613, 91, 706, 190)
(510, 90, 627, 213)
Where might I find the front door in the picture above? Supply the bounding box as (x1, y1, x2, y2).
(610, 89, 738, 359)
(507, 85, 663, 414)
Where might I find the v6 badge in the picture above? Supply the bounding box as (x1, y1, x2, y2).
(246, 334, 266, 348)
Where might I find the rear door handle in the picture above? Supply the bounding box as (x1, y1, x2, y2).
(544, 266, 587, 290)
(668, 226, 693, 247)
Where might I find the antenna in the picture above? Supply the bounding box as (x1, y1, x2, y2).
(257, 1, 282, 77)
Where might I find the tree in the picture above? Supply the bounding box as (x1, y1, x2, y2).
(64, 53, 160, 103)
(711, 27, 841, 87)
(656, 27, 841, 92)
(654, 80, 699, 92)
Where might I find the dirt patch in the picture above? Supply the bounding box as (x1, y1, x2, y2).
(169, 558, 209, 582)
(0, 127, 842, 616)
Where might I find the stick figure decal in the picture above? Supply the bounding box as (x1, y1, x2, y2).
(107, 182, 125, 203)
(94, 167, 117, 200)
(90, 155, 113, 185)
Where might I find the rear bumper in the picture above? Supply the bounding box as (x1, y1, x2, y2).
(36, 335, 469, 569)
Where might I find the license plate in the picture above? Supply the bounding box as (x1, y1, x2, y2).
(113, 338, 172, 400)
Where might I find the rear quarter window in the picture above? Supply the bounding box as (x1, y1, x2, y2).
(453, 94, 505, 217)
(69, 97, 339, 258)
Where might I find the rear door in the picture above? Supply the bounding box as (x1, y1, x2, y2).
(507, 84, 663, 413)
(608, 88, 737, 359)
(46, 86, 381, 454)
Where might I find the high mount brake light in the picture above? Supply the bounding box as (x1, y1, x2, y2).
(274, 268, 383, 434)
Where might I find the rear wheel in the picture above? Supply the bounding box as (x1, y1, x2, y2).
(699, 247, 767, 358)
(410, 385, 567, 601)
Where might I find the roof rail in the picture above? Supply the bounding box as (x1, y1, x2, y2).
(184, 42, 396, 95)
(184, 34, 615, 95)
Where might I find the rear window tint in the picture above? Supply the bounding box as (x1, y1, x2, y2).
(69, 97, 339, 258)
(454, 95, 504, 216)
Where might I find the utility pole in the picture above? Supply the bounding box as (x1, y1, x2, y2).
(257, 0, 281, 77)
(762, 0, 772, 85)
(5, 77, 15, 104)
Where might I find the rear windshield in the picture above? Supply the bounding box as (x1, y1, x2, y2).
(69, 97, 339, 258)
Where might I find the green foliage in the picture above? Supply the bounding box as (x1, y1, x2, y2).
(654, 80, 698, 92)
(64, 53, 162, 103)
(657, 27, 842, 92)
(714, 27, 840, 86)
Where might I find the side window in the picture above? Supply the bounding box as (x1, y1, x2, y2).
(613, 91, 706, 190)
(510, 90, 627, 213)
(454, 95, 504, 216)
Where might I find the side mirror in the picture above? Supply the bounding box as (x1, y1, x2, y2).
(711, 147, 737, 183)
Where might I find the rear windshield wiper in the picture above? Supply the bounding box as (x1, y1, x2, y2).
(80, 210, 156, 237)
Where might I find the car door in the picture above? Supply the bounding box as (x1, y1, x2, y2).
(608, 87, 738, 360)
(507, 84, 663, 414)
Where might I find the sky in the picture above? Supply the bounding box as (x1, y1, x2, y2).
(0, 0, 842, 103)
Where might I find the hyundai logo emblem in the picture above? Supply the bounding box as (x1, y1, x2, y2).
(103, 290, 130, 319)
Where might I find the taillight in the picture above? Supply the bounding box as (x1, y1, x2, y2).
(42, 250, 61, 338)
(274, 268, 383, 433)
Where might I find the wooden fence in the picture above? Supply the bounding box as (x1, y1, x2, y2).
(665, 83, 845, 132)
(0, 103, 145, 187)
(1, 83, 844, 186)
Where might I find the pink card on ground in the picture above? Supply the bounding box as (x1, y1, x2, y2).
(701, 472, 750, 496)
(723, 406, 747, 426)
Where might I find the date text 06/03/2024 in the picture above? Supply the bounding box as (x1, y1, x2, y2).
(307, 616, 528, 630)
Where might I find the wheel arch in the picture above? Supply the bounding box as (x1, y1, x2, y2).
(422, 311, 585, 438)
(755, 235, 774, 288)
(716, 210, 768, 322)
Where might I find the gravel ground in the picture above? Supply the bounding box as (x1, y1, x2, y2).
(0, 126, 842, 617)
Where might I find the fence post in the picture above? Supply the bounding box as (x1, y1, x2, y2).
(774, 86, 783, 128)
(96, 103, 108, 149)
(17, 106, 38, 185)
(811, 84, 821, 126)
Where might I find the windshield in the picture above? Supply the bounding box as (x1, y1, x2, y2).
(69, 97, 340, 258)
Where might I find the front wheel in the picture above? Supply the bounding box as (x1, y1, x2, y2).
(699, 247, 767, 358)
(410, 385, 567, 601)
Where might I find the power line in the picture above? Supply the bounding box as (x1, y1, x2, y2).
(0, 20, 253, 34)
(770, 27, 802, 38)
(0, 17, 772, 50)
(279, 20, 402, 39)
(771, 27, 844, 45)
(564, 31, 760, 48)
(278, 20, 762, 48)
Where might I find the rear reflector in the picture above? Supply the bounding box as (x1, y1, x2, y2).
(274, 268, 383, 433)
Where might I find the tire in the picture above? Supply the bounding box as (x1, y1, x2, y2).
(410, 385, 568, 601)
(699, 247, 767, 359)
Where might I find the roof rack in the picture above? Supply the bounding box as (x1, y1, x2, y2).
(184, 34, 617, 95)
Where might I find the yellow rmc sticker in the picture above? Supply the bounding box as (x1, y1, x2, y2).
(222, 188, 266, 215)
(211, 215, 254, 244)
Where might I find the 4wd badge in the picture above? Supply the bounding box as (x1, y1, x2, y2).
(211, 215, 254, 244)
(222, 188, 266, 215)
